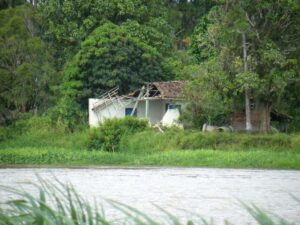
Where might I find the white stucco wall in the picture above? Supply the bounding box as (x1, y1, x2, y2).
(88, 98, 101, 127)
(89, 98, 182, 127)
(135, 100, 164, 124)
(89, 98, 134, 127)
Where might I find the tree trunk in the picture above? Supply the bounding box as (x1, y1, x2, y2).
(260, 102, 271, 133)
(242, 32, 252, 132)
(8, 0, 12, 8)
(245, 88, 252, 131)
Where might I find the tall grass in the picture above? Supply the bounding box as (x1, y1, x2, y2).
(0, 178, 296, 225)
(1, 116, 298, 153)
(0, 116, 88, 150)
(120, 130, 298, 154)
(0, 116, 299, 168)
(1, 148, 300, 169)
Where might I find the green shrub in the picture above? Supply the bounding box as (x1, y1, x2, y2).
(0, 126, 11, 142)
(177, 133, 293, 151)
(240, 134, 292, 149)
(0, 115, 88, 150)
(179, 133, 291, 151)
(14, 114, 53, 133)
(292, 134, 300, 152)
(0, 115, 54, 147)
(87, 117, 149, 151)
(177, 132, 239, 150)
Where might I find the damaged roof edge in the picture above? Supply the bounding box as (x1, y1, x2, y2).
(128, 80, 187, 99)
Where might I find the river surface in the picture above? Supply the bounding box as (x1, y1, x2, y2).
(0, 168, 300, 224)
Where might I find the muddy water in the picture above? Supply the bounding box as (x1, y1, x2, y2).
(0, 168, 300, 224)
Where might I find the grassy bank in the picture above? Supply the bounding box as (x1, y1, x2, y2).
(1, 147, 300, 169)
(0, 116, 300, 169)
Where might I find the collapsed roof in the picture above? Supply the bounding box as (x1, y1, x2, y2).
(129, 80, 187, 99)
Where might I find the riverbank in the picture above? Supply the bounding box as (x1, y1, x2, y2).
(1, 117, 299, 169)
(1, 147, 300, 169)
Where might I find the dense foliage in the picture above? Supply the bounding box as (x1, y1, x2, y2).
(189, 0, 300, 132)
(0, 5, 56, 125)
(37, 0, 171, 63)
(63, 22, 166, 108)
(0, 0, 299, 132)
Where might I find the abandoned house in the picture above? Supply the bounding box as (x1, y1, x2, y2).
(88, 81, 186, 127)
(89, 80, 291, 132)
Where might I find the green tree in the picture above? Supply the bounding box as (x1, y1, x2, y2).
(37, 0, 170, 63)
(0, 5, 56, 124)
(123, 18, 174, 55)
(180, 56, 234, 128)
(191, 0, 300, 132)
(166, 0, 215, 37)
(162, 50, 199, 80)
(62, 22, 166, 109)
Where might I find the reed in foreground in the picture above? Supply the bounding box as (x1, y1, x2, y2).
(0, 178, 296, 225)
